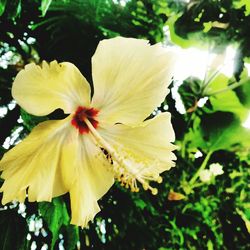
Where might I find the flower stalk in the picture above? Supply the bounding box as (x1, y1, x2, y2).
(189, 151, 213, 186)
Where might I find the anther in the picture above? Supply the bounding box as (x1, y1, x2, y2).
(142, 182, 149, 190)
(151, 188, 158, 195)
(157, 176, 163, 183)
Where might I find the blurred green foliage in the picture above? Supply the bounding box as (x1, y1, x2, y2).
(0, 0, 249, 249)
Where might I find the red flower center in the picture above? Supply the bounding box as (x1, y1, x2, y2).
(71, 106, 99, 134)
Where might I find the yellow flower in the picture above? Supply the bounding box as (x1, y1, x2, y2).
(0, 37, 176, 227)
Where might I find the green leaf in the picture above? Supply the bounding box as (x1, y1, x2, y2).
(206, 73, 229, 93)
(39, 197, 70, 249)
(0, 0, 7, 16)
(8, 0, 22, 19)
(21, 108, 48, 131)
(167, 15, 209, 49)
(234, 69, 250, 108)
(206, 73, 249, 120)
(190, 112, 250, 151)
(64, 225, 79, 250)
(40, 0, 53, 17)
(234, 0, 250, 16)
(178, 77, 202, 111)
(134, 199, 147, 210)
(203, 22, 213, 33)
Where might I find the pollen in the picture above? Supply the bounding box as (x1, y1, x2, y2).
(71, 106, 99, 134)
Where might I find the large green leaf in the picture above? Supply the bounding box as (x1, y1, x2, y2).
(190, 112, 250, 151)
(206, 73, 249, 121)
(235, 79, 250, 108)
(39, 197, 70, 249)
(234, 68, 250, 108)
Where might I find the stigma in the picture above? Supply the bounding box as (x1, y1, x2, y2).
(83, 117, 162, 195)
(71, 106, 99, 134)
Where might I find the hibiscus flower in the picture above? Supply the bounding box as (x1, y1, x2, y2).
(0, 37, 176, 227)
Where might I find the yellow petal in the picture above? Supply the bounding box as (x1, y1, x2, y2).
(0, 115, 114, 227)
(68, 135, 114, 227)
(91, 37, 176, 125)
(100, 112, 176, 172)
(12, 61, 91, 116)
(96, 112, 176, 193)
(0, 117, 72, 204)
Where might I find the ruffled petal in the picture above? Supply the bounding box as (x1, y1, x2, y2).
(67, 135, 114, 227)
(98, 112, 176, 190)
(91, 37, 176, 125)
(12, 61, 91, 116)
(0, 116, 114, 228)
(0, 117, 72, 204)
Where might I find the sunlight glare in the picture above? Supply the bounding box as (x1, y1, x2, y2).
(221, 45, 237, 77)
(173, 47, 213, 81)
(173, 45, 237, 81)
